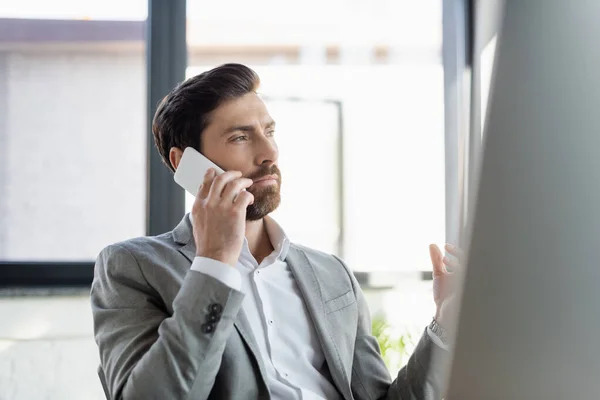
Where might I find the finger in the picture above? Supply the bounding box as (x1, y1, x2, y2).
(429, 244, 446, 277)
(221, 178, 254, 204)
(443, 256, 460, 269)
(233, 190, 255, 210)
(207, 171, 243, 204)
(198, 168, 217, 200)
(445, 244, 465, 260)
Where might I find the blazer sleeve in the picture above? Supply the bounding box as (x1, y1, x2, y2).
(333, 255, 449, 400)
(90, 243, 244, 400)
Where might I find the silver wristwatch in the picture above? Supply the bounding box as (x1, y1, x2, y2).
(429, 318, 449, 344)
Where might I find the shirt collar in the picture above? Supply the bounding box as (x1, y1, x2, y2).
(264, 215, 290, 261)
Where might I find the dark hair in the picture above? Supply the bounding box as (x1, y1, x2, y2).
(152, 63, 260, 171)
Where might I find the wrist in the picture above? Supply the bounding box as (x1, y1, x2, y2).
(435, 306, 448, 326)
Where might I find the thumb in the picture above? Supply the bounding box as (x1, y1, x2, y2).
(429, 244, 445, 277)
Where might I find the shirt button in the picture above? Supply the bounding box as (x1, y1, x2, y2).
(268, 320, 273, 325)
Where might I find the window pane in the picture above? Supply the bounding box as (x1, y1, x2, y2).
(266, 99, 341, 255)
(0, 8, 147, 261)
(186, 0, 445, 273)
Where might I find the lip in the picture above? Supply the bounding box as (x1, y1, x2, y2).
(253, 175, 278, 183)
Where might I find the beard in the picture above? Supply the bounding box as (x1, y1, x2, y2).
(245, 165, 282, 221)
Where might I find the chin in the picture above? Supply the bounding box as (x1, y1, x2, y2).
(246, 188, 281, 221)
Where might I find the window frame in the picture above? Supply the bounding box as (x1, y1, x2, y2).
(442, 0, 475, 247)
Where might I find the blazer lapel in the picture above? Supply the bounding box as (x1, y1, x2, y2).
(286, 246, 353, 400)
(177, 240, 197, 264)
(171, 214, 270, 391)
(233, 308, 270, 385)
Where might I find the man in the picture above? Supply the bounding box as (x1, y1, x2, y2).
(91, 63, 458, 400)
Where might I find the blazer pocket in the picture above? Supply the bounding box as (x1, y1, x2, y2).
(324, 290, 356, 314)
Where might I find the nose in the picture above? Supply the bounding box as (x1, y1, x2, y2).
(255, 133, 278, 167)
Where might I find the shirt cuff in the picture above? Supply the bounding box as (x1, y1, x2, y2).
(427, 326, 449, 351)
(190, 257, 242, 291)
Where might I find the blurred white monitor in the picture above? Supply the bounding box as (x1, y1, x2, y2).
(445, 1, 600, 399)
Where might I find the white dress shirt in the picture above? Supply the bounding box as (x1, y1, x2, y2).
(190, 216, 342, 399)
(189, 215, 446, 398)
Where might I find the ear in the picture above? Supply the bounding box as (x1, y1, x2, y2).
(169, 147, 184, 171)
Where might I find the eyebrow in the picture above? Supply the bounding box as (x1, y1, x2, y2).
(222, 120, 276, 136)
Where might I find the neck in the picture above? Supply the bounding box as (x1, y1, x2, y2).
(245, 217, 274, 264)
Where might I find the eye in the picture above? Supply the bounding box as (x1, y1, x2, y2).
(232, 135, 248, 142)
(266, 130, 275, 137)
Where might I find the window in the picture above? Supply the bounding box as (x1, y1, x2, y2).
(0, 3, 147, 263)
(0, 0, 446, 285)
(186, 0, 446, 273)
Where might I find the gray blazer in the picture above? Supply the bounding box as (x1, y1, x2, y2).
(91, 215, 446, 400)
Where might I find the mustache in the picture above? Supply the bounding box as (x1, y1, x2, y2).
(247, 165, 281, 181)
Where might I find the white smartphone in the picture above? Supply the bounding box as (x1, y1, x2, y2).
(173, 147, 225, 196)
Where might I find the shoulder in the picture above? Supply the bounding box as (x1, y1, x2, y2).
(98, 231, 176, 262)
(94, 231, 178, 280)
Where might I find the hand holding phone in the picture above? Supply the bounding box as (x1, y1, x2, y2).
(174, 147, 254, 266)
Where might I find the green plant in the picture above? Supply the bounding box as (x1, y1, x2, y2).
(371, 314, 417, 375)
